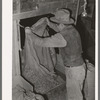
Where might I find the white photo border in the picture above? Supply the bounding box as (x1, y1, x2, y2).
(2, 0, 98, 100)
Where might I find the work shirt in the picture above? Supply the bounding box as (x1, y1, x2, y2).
(59, 25, 84, 67)
(25, 24, 84, 67)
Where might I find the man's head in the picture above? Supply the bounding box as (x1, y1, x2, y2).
(56, 23, 66, 31)
(50, 8, 74, 25)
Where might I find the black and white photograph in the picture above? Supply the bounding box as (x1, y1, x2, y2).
(2, 0, 97, 100)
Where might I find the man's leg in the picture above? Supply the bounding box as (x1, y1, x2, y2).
(84, 62, 95, 100)
(65, 63, 86, 100)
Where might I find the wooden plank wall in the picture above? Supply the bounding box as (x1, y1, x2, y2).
(13, 0, 84, 20)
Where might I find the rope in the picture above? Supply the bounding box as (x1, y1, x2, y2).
(17, 23, 25, 29)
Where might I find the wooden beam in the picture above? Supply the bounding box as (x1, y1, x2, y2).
(13, 1, 67, 20)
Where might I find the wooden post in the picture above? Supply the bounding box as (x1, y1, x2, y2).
(12, 0, 33, 91)
(75, 0, 80, 25)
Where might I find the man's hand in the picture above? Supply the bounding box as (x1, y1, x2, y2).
(25, 27, 32, 34)
(85, 59, 95, 72)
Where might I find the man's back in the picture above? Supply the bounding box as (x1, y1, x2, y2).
(60, 25, 84, 67)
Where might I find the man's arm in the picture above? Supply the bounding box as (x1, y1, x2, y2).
(46, 18, 59, 32)
(25, 27, 67, 47)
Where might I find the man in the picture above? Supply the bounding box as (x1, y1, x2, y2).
(25, 8, 86, 100)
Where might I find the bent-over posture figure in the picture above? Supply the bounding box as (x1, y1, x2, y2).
(25, 9, 86, 100)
